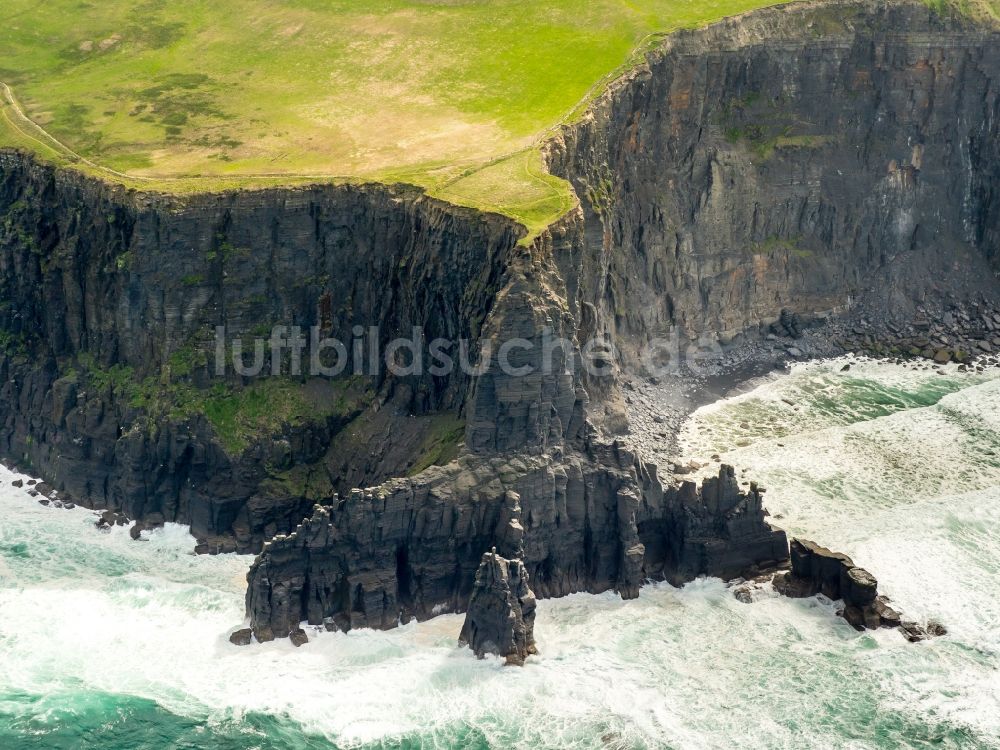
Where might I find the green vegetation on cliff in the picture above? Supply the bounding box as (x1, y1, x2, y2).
(1, 0, 997, 236)
(0, 0, 791, 237)
(71, 352, 372, 456)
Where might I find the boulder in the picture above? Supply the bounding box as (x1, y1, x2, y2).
(459, 549, 537, 665)
(96, 510, 129, 529)
(289, 628, 309, 647)
(843, 567, 878, 606)
(900, 620, 948, 642)
(228, 628, 253, 646)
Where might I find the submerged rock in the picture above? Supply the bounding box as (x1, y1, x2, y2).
(459, 549, 537, 665)
(96, 510, 129, 530)
(900, 620, 948, 642)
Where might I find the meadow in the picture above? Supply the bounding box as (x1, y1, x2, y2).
(0, 0, 995, 235)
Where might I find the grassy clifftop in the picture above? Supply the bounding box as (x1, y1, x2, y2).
(1, 0, 996, 235)
(0, 0, 787, 234)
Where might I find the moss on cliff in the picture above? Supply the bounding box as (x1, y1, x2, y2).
(406, 414, 466, 477)
(72, 353, 373, 456)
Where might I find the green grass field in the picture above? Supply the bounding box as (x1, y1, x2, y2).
(0, 0, 996, 235)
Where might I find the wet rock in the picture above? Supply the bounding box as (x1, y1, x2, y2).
(773, 538, 942, 640)
(289, 628, 309, 647)
(228, 628, 253, 646)
(11, 479, 23, 488)
(96, 510, 129, 529)
(731, 582, 756, 603)
(900, 620, 948, 642)
(459, 550, 537, 665)
(843, 566, 878, 606)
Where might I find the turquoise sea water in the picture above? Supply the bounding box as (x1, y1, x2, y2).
(1, 357, 998, 749)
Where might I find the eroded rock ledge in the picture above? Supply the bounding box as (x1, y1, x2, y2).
(772, 539, 946, 641)
(245, 458, 787, 641)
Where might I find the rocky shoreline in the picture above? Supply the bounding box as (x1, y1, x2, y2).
(1, 0, 998, 653)
(732, 538, 949, 642)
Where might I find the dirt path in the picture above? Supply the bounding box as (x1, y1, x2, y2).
(0, 81, 359, 186)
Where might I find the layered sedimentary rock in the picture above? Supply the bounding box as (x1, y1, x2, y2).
(459, 550, 537, 665)
(0, 158, 522, 549)
(547, 0, 1000, 363)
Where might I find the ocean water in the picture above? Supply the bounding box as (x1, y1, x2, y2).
(1, 356, 998, 749)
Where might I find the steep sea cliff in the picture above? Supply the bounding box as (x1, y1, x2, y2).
(1, 0, 999, 641)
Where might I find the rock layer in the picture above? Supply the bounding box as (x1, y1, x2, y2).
(459, 550, 537, 665)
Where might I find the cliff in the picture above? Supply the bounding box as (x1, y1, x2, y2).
(0, 160, 522, 549)
(1, 0, 999, 639)
(243, 0, 1000, 637)
(546, 0, 1000, 363)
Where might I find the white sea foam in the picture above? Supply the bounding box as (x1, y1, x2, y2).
(1, 359, 999, 748)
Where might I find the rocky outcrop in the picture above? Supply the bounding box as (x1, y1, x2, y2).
(773, 538, 945, 639)
(228, 628, 253, 646)
(244, 459, 787, 641)
(459, 550, 537, 665)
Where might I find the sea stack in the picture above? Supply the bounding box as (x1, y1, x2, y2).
(460, 549, 538, 665)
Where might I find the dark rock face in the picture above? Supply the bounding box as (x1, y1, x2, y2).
(0, 153, 522, 550)
(459, 550, 537, 665)
(245, 459, 788, 641)
(773, 538, 944, 639)
(547, 0, 1000, 362)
